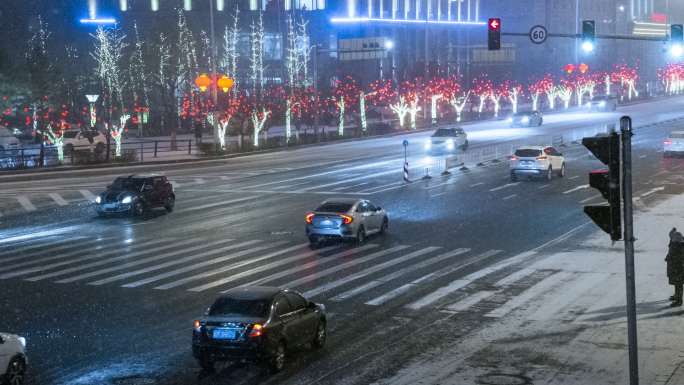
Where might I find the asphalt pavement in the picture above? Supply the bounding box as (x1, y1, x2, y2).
(2, 96, 684, 385)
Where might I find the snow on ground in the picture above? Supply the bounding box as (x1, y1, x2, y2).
(375, 193, 684, 385)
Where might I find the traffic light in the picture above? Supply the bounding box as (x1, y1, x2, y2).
(671, 24, 683, 57)
(581, 20, 595, 53)
(582, 132, 621, 241)
(488, 18, 501, 50)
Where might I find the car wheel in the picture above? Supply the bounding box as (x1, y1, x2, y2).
(308, 236, 319, 249)
(379, 218, 389, 235)
(356, 227, 366, 245)
(559, 163, 566, 177)
(132, 201, 145, 217)
(198, 355, 215, 372)
(269, 342, 286, 373)
(312, 321, 326, 349)
(6, 356, 26, 385)
(510, 172, 517, 182)
(94, 142, 105, 154)
(546, 167, 553, 181)
(164, 195, 175, 212)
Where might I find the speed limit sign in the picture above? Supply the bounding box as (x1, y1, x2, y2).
(529, 25, 548, 44)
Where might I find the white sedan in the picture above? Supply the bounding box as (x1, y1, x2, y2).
(510, 146, 566, 181)
(0, 332, 27, 385)
(664, 131, 684, 157)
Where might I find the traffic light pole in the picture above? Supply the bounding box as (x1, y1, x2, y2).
(620, 116, 639, 385)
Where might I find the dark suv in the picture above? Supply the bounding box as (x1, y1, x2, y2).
(95, 174, 175, 217)
(192, 287, 327, 373)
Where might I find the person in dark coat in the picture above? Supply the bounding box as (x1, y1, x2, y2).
(667, 228, 684, 307)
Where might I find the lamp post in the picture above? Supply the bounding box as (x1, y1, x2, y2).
(85, 94, 99, 130)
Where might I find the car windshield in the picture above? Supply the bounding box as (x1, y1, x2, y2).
(62, 131, 78, 139)
(316, 202, 354, 212)
(110, 177, 146, 191)
(208, 297, 271, 318)
(515, 149, 542, 158)
(432, 129, 457, 137)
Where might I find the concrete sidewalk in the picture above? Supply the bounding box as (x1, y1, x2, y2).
(376, 192, 684, 385)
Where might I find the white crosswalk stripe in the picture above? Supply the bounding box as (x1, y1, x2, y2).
(444, 290, 498, 312)
(0, 238, 75, 262)
(332, 248, 470, 302)
(16, 196, 36, 212)
(90, 240, 273, 286)
(303, 246, 446, 298)
(151, 243, 311, 290)
(11, 240, 187, 282)
(485, 272, 571, 318)
(54, 239, 238, 284)
(172, 244, 342, 292)
(48, 193, 68, 206)
(114, 241, 289, 288)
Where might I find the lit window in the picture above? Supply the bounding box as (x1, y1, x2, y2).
(184, 0, 192, 10)
(217, 0, 224, 10)
(119, 0, 128, 11)
(151, 0, 159, 11)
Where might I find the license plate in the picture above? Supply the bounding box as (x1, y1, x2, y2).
(103, 203, 117, 209)
(212, 328, 237, 340)
(320, 220, 332, 226)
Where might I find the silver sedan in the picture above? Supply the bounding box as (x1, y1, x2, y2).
(305, 198, 389, 247)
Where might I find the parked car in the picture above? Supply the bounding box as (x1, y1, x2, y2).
(424, 127, 468, 154)
(587, 95, 618, 112)
(192, 287, 327, 373)
(306, 198, 389, 246)
(95, 174, 175, 217)
(0, 332, 27, 385)
(61, 130, 106, 154)
(664, 131, 684, 157)
(508, 111, 543, 127)
(0, 127, 21, 153)
(510, 146, 565, 181)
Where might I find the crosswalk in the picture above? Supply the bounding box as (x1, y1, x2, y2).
(0, 233, 618, 322)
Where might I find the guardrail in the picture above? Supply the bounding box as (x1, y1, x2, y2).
(0, 139, 195, 171)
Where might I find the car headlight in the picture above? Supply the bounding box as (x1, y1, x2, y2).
(18, 337, 26, 348)
(121, 196, 132, 204)
(507, 117, 513, 123)
(95, 196, 101, 204)
(446, 139, 455, 150)
(599, 101, 606, 107)
(425, 140, 432, 150)
(521, 116, 530, 124)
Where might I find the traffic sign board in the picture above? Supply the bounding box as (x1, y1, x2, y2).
(529, 25, 547, 44)
(403, 140, 409, 147)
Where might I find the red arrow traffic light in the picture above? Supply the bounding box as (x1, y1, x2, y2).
(488, 18, 500, 31)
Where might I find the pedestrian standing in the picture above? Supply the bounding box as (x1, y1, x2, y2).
(666, 227, 684, 307)
(194, 119, 203, 145)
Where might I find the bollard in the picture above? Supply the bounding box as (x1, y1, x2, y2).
(422, 167, 432, 180)
(154, 141, 158, 158)
(188, 140, 192, 155)
(140, 142, 144, 162)
(403, 161, 410, 182)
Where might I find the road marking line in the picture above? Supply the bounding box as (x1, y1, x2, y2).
(302, 246, 428, 298)
(358, 181, 404, 194)
(641, 186, 665, 197)
(331, 248, 470, 302)
(639, 154, 647, 159)
(176, 196, 258, 214)
(11, 239, 178, 282)
(563, 184, 589, 194)
(241, 244, 388, 289)
(48, 193, 68, 206)
(366, 282, 419, 306)
(151, 243, 310, 290)
(79, 190, 96, 201)
(489, 183, 519, 192)
(0, 238, 116, 273)
(99, 242, 282, 287)
(430, 191, 448, 198)
(486, 272, 571, 318)
(0, 225, 80, 246)
(537, 184, 550, 190)
(569, 175, 580, 180)
(502, 194, 516, 201)
(470, 182, 485, 188)
(271, 180, 316, 190)
(494, 268, 537, 287)
(445, 290, 498, 312)
(194, 178, 206, 184)
(16, 196, 36, 212)
(0, 238, 73, 260)
(331, 182, 371, 191)
(405, 250, 528, 310)
(579, 194, 601, 204)
(181, 244, 346, 292)
(55, 239, 235, 284)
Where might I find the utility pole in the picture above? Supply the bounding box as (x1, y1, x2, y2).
(621, 116, 639, 385)
(312, 45, 320, 142)
(209, 0, 218, 107)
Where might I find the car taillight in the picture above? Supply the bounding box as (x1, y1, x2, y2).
(509, 155, 518, 161)
(340, 214, 353, 225)
(536, 156, 548, 160)
(305, 213, 315, 224)
(665, 140, 673, 145)
(193, 320, 201, 332)
(249, 323, 263, 338)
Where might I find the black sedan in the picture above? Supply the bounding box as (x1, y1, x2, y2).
(508, 111, 543, 127)
(192, 287, 327, 373)
(95, 174, 175, 217)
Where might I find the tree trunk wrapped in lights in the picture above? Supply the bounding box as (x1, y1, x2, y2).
(336, 97, 345, 136)
(40, 124, 64, 163)
(249, 13, 265, 95)
(489, 91, 502, 118)
(91, 25, 127, 118)
(390, 96, 409, 128)
(251, 108, 270, 147)
(430, 94, 442, 125)
(449, 91, 469, 122)
(221, 6, 240, 94)
(408, 97, 421, 130)
(558, 87, 573, 110)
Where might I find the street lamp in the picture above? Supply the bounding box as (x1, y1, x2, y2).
(85, 94, 99, 129)
(671, 44, 684, 58)
(581, 40, 595, 53)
